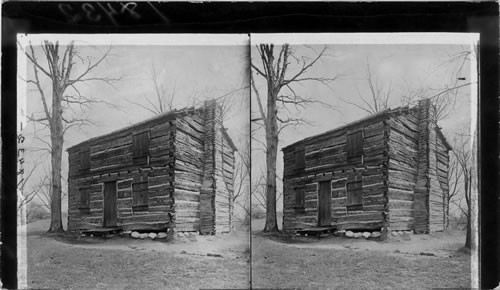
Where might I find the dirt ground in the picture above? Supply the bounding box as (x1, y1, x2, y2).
(251, 219, 471, 289)
(23, 218, 470, 289)
(23, 219, 250, 289)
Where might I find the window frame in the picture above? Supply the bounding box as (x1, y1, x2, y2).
(293, 186, 306, 210)
(132, 130, 150, 164)
(78, 187, 91, 210)
(346, 180, 363, 211)
(295, 143, 306, 173)
(346, 130, 364, 158)
(132, 181, 149, 211)
(79, 147, 91, 173)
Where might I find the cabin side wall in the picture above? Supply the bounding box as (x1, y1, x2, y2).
(413, 99, 448, 233)
(214, 130, 234, 233)
(68, 118, 176, 232)
(429, 127, 448, 232)
(173, 111, 205, 232)
(387, 111, 419, 231)
(435, 130, 450, 230)
(199, 102, 234, 234)
(282, 116, 390, 232)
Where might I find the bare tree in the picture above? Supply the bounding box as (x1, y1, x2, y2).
(451, 132, 473, 248)
(128, 63, 180, 115)
(341, 49, 475, 124)
(17, 162, 41, 212)
(445, 154, 463, 229)
(23, 41, 119, 232)
(251, 44, 338, 232)
(341, 61, 394, 115)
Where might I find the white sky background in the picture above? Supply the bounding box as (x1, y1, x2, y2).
(251, 33, 478, 214)
(18, 34, 250, 214)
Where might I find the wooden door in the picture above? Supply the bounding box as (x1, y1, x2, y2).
(318, 181, 332, 226)
(103, 181, 117, 227)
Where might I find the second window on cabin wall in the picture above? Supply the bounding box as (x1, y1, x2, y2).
(132, 181, 149, 211)
(295, 143, 305, 173)
(346, 181, 363, 211)
(132, 130, 150, 164)
(294, 187, 305, 210)
(346, 130, 363, 160)
(79, 187, 90, 210)
(80, 147, 90, 173)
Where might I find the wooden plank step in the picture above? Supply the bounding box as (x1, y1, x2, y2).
(295, 226, 337, 236)
(81, 227, 122, 236)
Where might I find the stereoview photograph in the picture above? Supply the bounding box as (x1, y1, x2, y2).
(16, 32, 479, 289)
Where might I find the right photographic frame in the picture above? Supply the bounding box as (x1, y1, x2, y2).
(250, 33, 479, 289)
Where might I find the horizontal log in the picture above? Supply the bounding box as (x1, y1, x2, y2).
(336, 212, 384, 223)
(336, 221, 385, 231)
(388, 188, 414, 201)
(121, 222, 170, 232)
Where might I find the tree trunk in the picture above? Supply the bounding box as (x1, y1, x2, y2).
(464, 171, 471, 249)
(445, 202, 450, 229)
(465, 205, 471, 249)
(263, 87, 279, 233)
(48, 89, 64, 233)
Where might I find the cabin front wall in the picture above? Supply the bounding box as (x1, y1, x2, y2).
(68, 116, 176, 232)
(282, 117, 390, 232)
(387, 111, 419, 231)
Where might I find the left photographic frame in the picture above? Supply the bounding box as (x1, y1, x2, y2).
(16, 34, 251, 289)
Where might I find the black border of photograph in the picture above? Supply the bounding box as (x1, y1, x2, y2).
(2, 2, 499, 289)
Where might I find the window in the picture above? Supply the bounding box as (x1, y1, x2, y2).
(346, 131, 363, 157)
(133, 131, 150, 164)
(79, 187, 90, 209)
(295, 143, 305, 172)
(80, 147, 90, 173)
(294, 187, 305, 210)
(132, 181, 149, 211)
(346, 181, 363, 211)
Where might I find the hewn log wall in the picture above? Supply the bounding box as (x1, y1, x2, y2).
(215, 130, 234, 233)
(282, 116, 390, 231)
(68, 114, 177, 231)
(199, 101, 234, 234)
(387, 110, 419, 231)
(174, 112, 205, 232)
(436, 131, 450, 229)
(428, 127, 448, 232)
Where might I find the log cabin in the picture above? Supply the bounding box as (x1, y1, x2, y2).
(282, 99, 451, 235)
(67, 100, 236, 235)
